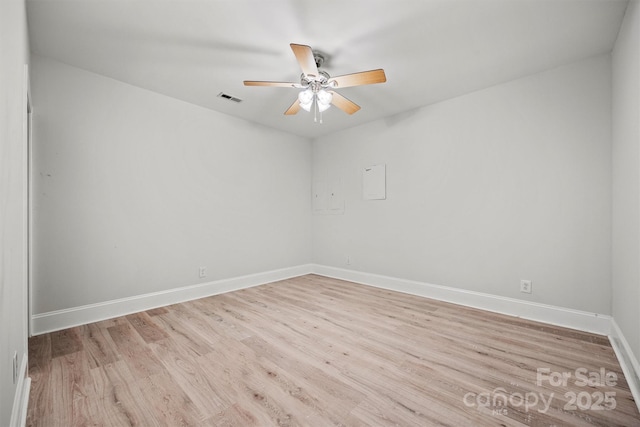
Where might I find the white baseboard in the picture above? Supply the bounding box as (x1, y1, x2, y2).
(609, 319, 640, 413)
(310, 264, 612, 336)
(33, 263, 613, 337)
(31, 264, 314, 335)
(10, 353, 30, 427)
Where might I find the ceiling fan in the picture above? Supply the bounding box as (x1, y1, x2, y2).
(244, 43, 386, 122)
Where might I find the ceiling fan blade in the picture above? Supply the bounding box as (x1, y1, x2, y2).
(290, 43, 319, 79)
(328, 69, 387, 88)
(244, 81, 302, 88)
(284, 99, 301, 115)
(330, 91, 361, 115)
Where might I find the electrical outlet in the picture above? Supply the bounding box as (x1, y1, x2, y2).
(199, 266, 207, 278)
(520, 280, 532, 294)
(12, 351, 18, 384)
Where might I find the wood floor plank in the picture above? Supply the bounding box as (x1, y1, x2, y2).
(27, 275, 640, 426)
(146, 306, 169, 316)
(135, 371, 203, 426)
(50, 327, 83, 358)
(151, 310, 215, 357)
(48, 351, 93, 427)
(94, 360, 162, 426)
(126, 312, 169, 344)
(205, 403, 262, 427)
(149, 337, 226, 420)
(106, 322, 164, 379)
(78, 323, 120, 369)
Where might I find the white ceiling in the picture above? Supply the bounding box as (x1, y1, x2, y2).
(26, 0, 628, 139)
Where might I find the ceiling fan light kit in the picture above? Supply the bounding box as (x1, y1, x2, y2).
(244, 43, 386, 123)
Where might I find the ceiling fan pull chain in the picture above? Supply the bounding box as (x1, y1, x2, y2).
(314, 98, 318, 123)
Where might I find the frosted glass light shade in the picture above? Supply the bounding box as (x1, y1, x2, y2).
(317, 101, 331, 112)
(317, 89, 333, 106)
(300, 101, 313, 112)
(298, 88, 314, 112)
(298, 89, 313, 104)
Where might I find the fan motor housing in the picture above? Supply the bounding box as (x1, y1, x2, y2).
(313, 50, 329, 68)
(300, 70, 331, 87)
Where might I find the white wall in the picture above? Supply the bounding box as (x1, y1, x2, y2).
(612, 0, 640, 377)
(0, 0, 30, 424)
(313, 55, 612, 315)
(31, 55, 311, 315)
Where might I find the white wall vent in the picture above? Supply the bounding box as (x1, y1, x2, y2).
(217, 92, 242, 103)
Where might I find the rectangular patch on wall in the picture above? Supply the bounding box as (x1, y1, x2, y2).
(363, 164, 386, 200)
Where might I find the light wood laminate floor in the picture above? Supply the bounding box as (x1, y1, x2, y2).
(27, 275, 640, 426)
